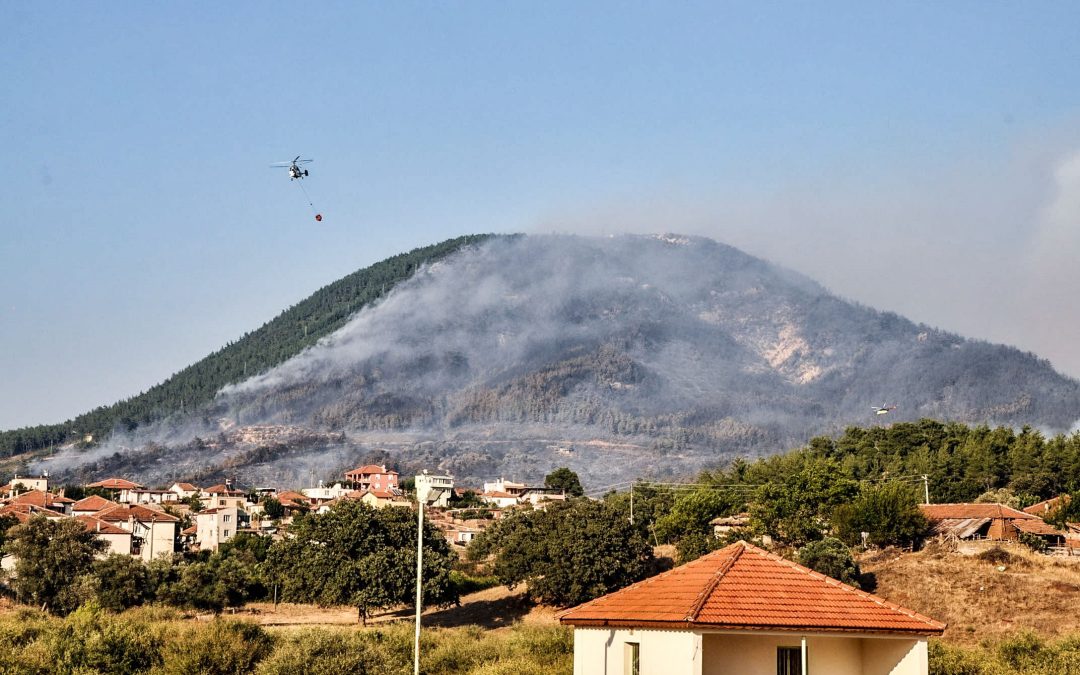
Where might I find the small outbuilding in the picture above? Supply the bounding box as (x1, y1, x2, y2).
(559, 541, 944, 675)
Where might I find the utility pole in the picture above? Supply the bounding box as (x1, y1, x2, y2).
(922, 474, 930, 505)
(414, 492, 424, 675)
(629, 481, 634, 525)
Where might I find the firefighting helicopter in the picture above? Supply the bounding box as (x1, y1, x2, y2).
(270, 156, 322, 221)
(872, 404, 897, 416)
(270, 156, 313, 180)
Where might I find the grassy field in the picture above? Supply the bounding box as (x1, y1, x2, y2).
(0, 603, 573, 675)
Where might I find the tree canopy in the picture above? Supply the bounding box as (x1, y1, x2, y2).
(469, 499, 653, 607)
(267, 500, 457, 623)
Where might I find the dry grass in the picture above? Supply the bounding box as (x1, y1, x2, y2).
(864, 543, 1080, 645)
(245, 584, 559, 630)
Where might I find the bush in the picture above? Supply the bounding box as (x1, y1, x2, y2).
(161, 619, 273, 675)
(797, 537, 861, 587)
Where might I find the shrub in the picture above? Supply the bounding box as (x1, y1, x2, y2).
(161, 619, 273, 675)
(797, 537, 861, 587)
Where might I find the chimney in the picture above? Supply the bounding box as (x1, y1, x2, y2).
(96, 520, 101, 532)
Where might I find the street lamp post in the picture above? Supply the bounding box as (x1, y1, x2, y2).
(414, 477, 431, 675)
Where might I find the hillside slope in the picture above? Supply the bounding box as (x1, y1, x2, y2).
(866, 545, 1080, 645)
(0, 235, 492, 458)
(31, 234, 1080, 487)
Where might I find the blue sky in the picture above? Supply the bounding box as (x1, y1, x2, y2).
(4, 3, 1080, 428)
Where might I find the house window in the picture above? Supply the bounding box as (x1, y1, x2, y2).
(623, 642, 639, 675)
(224, 529, 230, 538)
(223, 515, 231, 522)
(777, 646, 802, 675)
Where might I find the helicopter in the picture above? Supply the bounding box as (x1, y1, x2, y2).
(270, 156, 313, 180)
(872, 404, 897, 415)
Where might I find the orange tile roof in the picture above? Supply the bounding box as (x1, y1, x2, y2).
(96, 505, 180, 523)
(76, 515, 131, 536)
(1024, 495, 1070, 515)
(346, 464, 398, 476)
(558, 541, 945, 635)
(72, 495, 118, 512)
(86, 478, 144, 490)
(8, 490, 70, 509)
(920, 503, 1036, 521)
(1013, 518, 1066, 536)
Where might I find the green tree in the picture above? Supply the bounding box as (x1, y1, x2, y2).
(261, 496, 285, 520)
(797, 537, 861, 587)
(654, 487, 741, 545)
(544, 467, 584, 497)
(832, 482, 928, 548)
(469, 499, 653, 606)
(3, 515, 105, 615)
(266, 500, 457, 624)
(751, 459, 858, 547)
(91, 554, 153, 612)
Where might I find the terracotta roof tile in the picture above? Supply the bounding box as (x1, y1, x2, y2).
(1024, 495, 1070, 515)
(72, 495, 118, 512)
(86, 478, 144, 490)
(96, 505, 180, 522)
(346, 464, 397, 476)
(76, 515, 131, 536)
(559, 541, 945, 635)
(919, 503, 1036, 521)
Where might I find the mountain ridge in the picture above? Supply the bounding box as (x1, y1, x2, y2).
(20, 233, 1080, 487)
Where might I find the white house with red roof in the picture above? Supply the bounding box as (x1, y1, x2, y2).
(95, 505, 180, 561)
(86, 477, 145, 503)
(559, 541, 944, 675)
(194, 505, 250, 551)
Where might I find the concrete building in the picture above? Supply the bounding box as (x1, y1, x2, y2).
(560, 541, 945, 675)
(345, 464, 399, 492)
(195, 506, 250, 551)
(95, 505, 180, 561)
(415, 473, 454, 508)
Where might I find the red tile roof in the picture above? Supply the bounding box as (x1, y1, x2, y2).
(86, 478, 144, 490)
(204, 484, 244, 495)
(8, 490, 71, 509)
(346, 464, 398, 476)
(96, 505, 180, 523)
(72, 495, 118, 512)
(1024, 495, 1070, 515)
(1013, 518, 1066, 536)
(173, 483, 199, 492)
(919, 503, 1036, 521)
(76, 515, 131, 536)
(558, 541, 945, 635)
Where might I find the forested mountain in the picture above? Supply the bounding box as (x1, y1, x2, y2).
(13, 233, 1080, 488)
(0, 235, 492, 458)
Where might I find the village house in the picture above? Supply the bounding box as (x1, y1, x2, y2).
(6, 489, 74, 516)
(201, 483, 247, 509)
(710, 513, 751, 537)
(1023, 495, 1070, 516)
(169, 482, 201, 500)
(75, 515, 134, 556)
(95, 504, 180, 561)
(71, 494, 119, 516)
(86, 477, 145, 504)
(479, 490, 519, 509)
(919, 503, 1067, 548)
(559, 541, 945, 675)
(195, 505, 250, 551)
(416, 472, 454, 508)
(2, 474, 51, 495)
(301, 482, 352, 503)
(344, 464, 399, 492)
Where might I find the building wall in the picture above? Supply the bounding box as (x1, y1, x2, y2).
(138, 521, 177, 562)
(572, 627, 702, 675)
(96, 532, 132, 556)
(700, 632, 924, 675)
(862, 637, 927, 675)
(573, 628, 927, 675)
